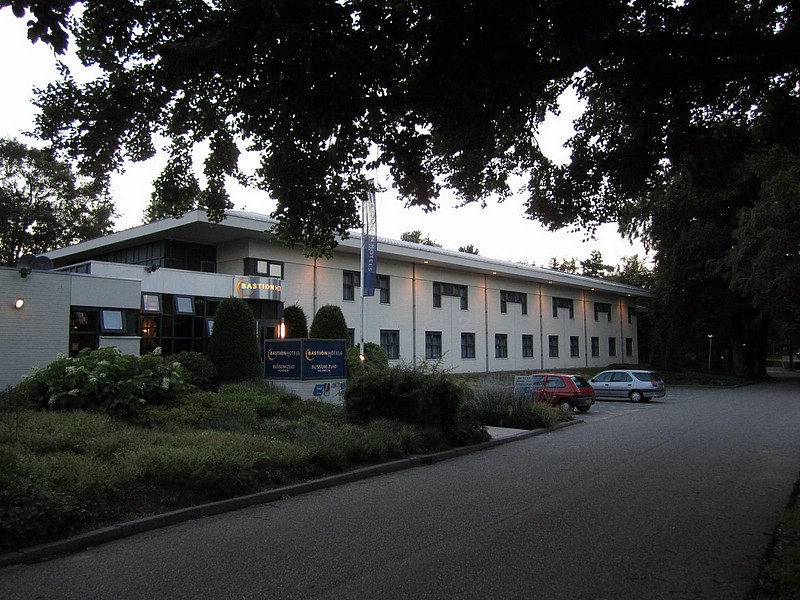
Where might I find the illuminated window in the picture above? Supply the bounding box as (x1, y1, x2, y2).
(142, 293, 162, 313)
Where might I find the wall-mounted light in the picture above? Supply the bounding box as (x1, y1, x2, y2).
(277, 320, 286, 339)
(14, 298, 25, 309)
(19, 266, 31, 278)
(145, 265, 160, 273)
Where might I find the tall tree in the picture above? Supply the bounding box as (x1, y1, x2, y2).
(0, 137, 115, 266)
(4, 1, 796, 256)
(579, 250, 612, 278)
(458, 244, 479, 255)
(608, 255, 655, 289)
(400, 230, 441, 247)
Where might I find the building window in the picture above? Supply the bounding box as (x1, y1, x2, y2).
(626, 337, 634, 357)
(500, 290, 527, 315)
(570, 336, 580, 357)
(552, 297, 574, 319)
(461, 333, 476, 359)
(433, 281, 468, 310)
(495, 334, 508, 359)
(628, 306, 637, 324)
(174, 295, 195, 315)
(244, 258, 284, 279)
(343, 270, 360, 301)
(548, 335, 559, 358)
(522, 334, 534, 358)
(380, 330, 400, 359)
(591, 336, 600, 357)
(142, 293, 162, 313)
(347, 328, 356, 347)
(100, 309, 125, 333)
(377, 275, 390, 304)
(425, 331, 443, 359)
(608, 337, 617, 357)
(594, 302, 612, 322)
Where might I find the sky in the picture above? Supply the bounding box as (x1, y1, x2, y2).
(0, 9, 649, 269)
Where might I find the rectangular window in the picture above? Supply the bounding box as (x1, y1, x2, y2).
(100, 309, 125, 333)
(591, 336, 600, 357)
(174, 295, 195, 315)
(628, 306, 637, 324)
(377, 275, 390, 304)
(608, 337, 617, 357)
(522, 334, 534, 358)
(380, 329, 400, 360)
(495, 334, 508, 359)
(594, 302, 612, 322)
(347, 328, 355, 347)
(461, 333, 476, 359)
(142, 293, 162, 313)
(343, 270, 360, 301)
(425, 331, 443, 360)
(433, 281, 468, 310)
(626, 337, 634, 357)
(500, 290, 527, 315)
(244, 258, 284, 279)
(570, 336, 580, 357)
(552, 297, 574, 319)
(548, 335, 559, 358)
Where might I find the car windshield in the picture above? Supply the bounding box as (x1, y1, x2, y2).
(571, 376, 592, 388)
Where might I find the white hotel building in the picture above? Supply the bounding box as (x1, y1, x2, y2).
(0, 210, 653, 389)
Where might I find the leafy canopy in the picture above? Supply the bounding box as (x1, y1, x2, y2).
(5, 1, 799, 256)
(0, 137, 115, 266)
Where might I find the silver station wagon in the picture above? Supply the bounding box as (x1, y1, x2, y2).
(589, 369, 666, 403)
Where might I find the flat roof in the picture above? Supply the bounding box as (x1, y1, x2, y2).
(46, 210, 655, 298)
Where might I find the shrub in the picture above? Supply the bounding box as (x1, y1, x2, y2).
(170, 351, 217, 390)
(208, 298, 263, 384)
(346, 342, 389, 380)
(282, 304, 308, 338)
(465, 383, 571, 429)
(13, 347, 187, 416)
(309, 305, 349, 341)
(344, 363, 479, 441)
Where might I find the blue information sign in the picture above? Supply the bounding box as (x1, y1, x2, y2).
(264, 339, 346, 380)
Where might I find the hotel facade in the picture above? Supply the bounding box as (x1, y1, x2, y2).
(0, 210, 653, 389)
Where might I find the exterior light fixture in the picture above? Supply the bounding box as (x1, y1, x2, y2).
(15, 298, 25, 309)
(277, 320, 286, 339)
(19, 266, 31, 278)
(707, 334, 713, 371)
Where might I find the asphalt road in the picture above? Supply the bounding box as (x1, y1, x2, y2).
(2, 373, 799, 600)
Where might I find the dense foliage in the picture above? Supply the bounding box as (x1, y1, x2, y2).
(5, 1, 795, 258)
(0, 137, 115, 266)
(207, 298, 263, 383)
(13, 347, 187, 415)
(309, 305, 349, 341)
(346, 342, 389, 380)
(281, 304, 308, 339)
(344, 363, 489, 445)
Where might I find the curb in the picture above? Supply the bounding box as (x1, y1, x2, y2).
(0, 420, 580, 567)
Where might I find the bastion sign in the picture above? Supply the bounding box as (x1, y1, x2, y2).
(264, 339, 346, 380)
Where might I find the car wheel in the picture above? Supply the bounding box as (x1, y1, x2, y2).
(577, 406, 591, 413)
(558, 400, 572, 412)
(629, 390, 643, 403)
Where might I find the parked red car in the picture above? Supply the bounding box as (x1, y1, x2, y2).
(529, 373, 596, 413)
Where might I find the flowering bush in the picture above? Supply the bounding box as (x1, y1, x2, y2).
(15, 347, 188, 416)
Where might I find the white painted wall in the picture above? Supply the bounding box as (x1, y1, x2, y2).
(0, 268, 71, 389)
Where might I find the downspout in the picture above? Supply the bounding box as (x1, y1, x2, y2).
(484, 274, 490, 373)
(538, 283, 545, 370)
(412, 263, 417, 366)
(583, 291, 589, 368)
(619, 298, 625, 365)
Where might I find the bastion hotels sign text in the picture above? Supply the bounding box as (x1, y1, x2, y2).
(264, 339, 346, 379)
(233, 276, 285, 302)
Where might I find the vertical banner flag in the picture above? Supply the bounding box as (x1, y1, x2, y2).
(361, 183, 378, 296)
